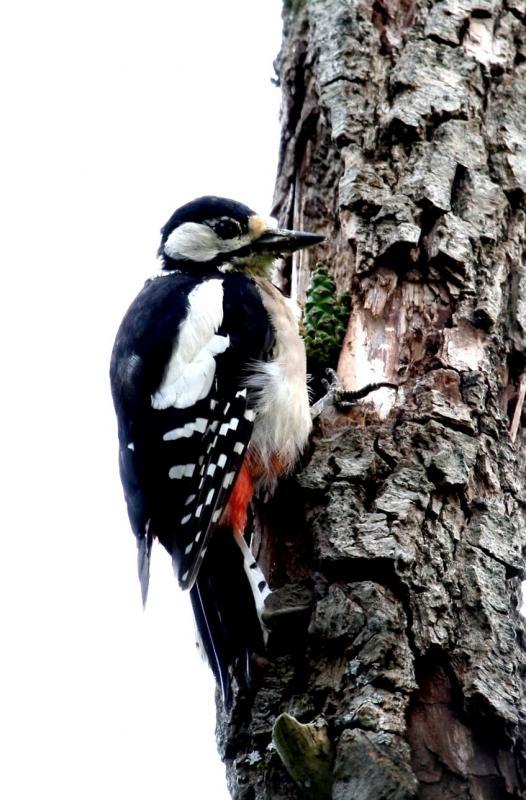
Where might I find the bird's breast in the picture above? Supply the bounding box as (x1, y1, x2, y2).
(245, 278, 312, 487)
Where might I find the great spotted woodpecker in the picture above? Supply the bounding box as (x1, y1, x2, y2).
(110, 196, 323, 703)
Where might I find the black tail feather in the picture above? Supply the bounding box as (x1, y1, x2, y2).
(189, 527, 265, 707)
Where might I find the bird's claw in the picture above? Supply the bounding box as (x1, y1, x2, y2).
(310, 369, 344, 418)
(312, 370, 405, 417)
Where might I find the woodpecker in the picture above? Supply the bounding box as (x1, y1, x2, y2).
(110, 195, 323, 704)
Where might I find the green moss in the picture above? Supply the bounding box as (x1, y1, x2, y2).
(303, 264, 350, 365)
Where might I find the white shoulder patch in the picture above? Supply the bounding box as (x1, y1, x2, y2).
(152, 279, 228, 410)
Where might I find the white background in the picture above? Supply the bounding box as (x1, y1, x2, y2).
(1, 2, 281, 797)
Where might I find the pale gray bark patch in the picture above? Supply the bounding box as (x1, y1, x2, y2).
(333, 730, 418, 800)
(217, 0, 526, 797)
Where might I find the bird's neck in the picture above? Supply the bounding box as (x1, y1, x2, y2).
(227, 253, 276, 279)
(160, 254, 276, 280)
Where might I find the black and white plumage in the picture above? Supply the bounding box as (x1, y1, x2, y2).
(110, 196, 323, 704)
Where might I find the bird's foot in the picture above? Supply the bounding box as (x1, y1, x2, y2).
(311, 368, 404, 416)
(310, 368, 343, 418)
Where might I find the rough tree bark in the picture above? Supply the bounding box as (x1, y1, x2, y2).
(217, 2, 526, 798)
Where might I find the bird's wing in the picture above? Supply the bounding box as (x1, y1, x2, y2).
(110, 270, 274, 598)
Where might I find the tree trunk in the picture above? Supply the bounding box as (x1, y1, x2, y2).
(217, 2, 526, 798)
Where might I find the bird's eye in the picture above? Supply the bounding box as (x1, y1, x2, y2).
(212, 218, 242, 239)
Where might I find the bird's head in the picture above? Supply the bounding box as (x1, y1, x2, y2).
(158, 195, 324, 276)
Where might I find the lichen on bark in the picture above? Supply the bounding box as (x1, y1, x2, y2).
(217, 2, 526, 798)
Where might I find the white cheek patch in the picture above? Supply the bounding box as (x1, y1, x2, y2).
(152, 279, 229, 410)
(163, 222, 254, 262)
(164, 222, 220, 262)
(164, 222, 254, 262)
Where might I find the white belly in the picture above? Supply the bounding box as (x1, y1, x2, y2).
(246, 279, 312, 486)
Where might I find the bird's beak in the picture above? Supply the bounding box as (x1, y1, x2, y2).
(253, 228, 324, 255)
